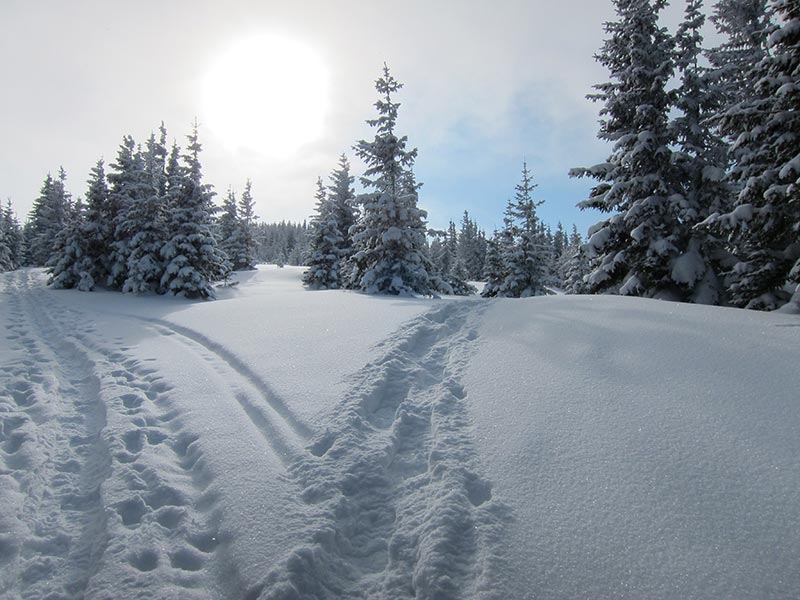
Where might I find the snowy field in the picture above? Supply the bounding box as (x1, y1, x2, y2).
(1, 266, 798, 599)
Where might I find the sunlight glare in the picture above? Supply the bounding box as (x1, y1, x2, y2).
(202, 34, 329, 157)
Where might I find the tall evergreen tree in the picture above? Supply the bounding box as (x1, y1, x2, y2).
(328, 154, 358, 264)
(481, 231, 507, 297)
(707, 0, 774, 129)
(48, 199, 92, 290)
(106, 135, 141, 288)
(498, 162, 550, 297)
(76, 159, 112, 289)
(669, 0, 733, 304)
(570, 0, 685, 299)
(28, 169, 71, 266)
(303, 177, 343, 289)
(703, 0, 799, 309)
(235, 179, 258, 269)
(351, 64, 434, 295)
(160, 122, 228, 299)
(0, 201, 22, 271)
(122, 131, 169, 294)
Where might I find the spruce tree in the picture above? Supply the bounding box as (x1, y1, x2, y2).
(28, 169, 71, 266)
(235, 179, 258, 269)
(48, 199, 92, 290)
(160, 122, 228, 299)
(218, 186, 241, 264)
(703, 0, 799, 309)
(303, 177, 343, 289)
(351, 64, 434, 296)
(327, 154, 358, 266)
(106, 135, 141, 288)
(570, 0, 684, 299)
(498, 162, 550, 297)
(122, 131, 169, 294)
(669, 0, 732, 304)
(0, 201, 22, 271)
(481, 231, 506, 297)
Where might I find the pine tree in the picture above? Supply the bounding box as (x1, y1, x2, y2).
(160, 122, 228, 299)
(0, 214, 12, 272)
(481, 231, 506, 297)
(327, 154, 358, 265)
(702, 0, 800, 309)
(498, 162, 550, 297)
(218, 186, 241, 264)
(235, 179, 258, 269)
(0, 200, 22, 271)
(559, 227, 591, 294)
(106, 135, 141, 288)
(668, 0, 733, 304)
(48, 199, 93, 290)
(122, 131, 169, 294)
(351, 64, 434, 296)
(303, 177, 343, 289)
(457, 210, 487, 280)
(28, 169, 71, 266)
(570, 0, 685, 299)
(707, 0, 774, 128)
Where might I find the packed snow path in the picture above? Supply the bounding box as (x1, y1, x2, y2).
(0, 269, 505, 599)
(1, 270, 239, 598)
(255, 300, 507, 599)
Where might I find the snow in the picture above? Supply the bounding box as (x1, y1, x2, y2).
(1, 267, 799, 599)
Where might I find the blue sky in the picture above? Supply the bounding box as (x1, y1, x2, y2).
(0, 0, 706, 238)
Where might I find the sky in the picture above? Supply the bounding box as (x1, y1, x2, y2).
(1, 0, 708, 237)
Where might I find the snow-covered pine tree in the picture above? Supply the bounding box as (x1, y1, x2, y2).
(327, 154, 358, 268)
(106, 136, 142, 289)
(160, 122, 228, 299)
(666, 0, 734, 304)
(3, 201, 24, 270)
(559, 226, 591, 294)
(570, 0, 687, 299)
(122, 130, 169, 294)
(702, 0, 799, 309)
(303, 177, 343, 289)
(27, 169, 71, 266)
(498, 162, 550, 297)
(481, 231, 507, 297)
(218, 185, 241, 263)
(73, 159, 112, 290)
(457, 210, 487, 280)
(707, 0, 774, 128)
(351, 64, 434, 296)
(48, 199, 93, 290)
(0, 211, 12, 272)
(234, 179, 258, 270)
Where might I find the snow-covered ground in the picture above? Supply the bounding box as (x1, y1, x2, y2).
(1, 266, 798, 599)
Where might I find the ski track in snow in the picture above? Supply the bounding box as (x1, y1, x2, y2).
(1, 270, 509, 599)
(0, 270, 233, 599)
(255, 300, 510, 600)
(128, 315, 310, 464)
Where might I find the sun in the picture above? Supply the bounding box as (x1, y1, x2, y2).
(202, 34, 329, 157)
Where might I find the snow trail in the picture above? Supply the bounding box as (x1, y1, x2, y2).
(255, 300, 509, 600)
(1, 270, 236, 598)
(129, 315, 310, 463)
(1, 270, 111, 599)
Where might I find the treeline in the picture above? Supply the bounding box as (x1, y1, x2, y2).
(569, 0, 799, 310)
(303, 65, 584, 297)
(22, 122, 243, 298)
